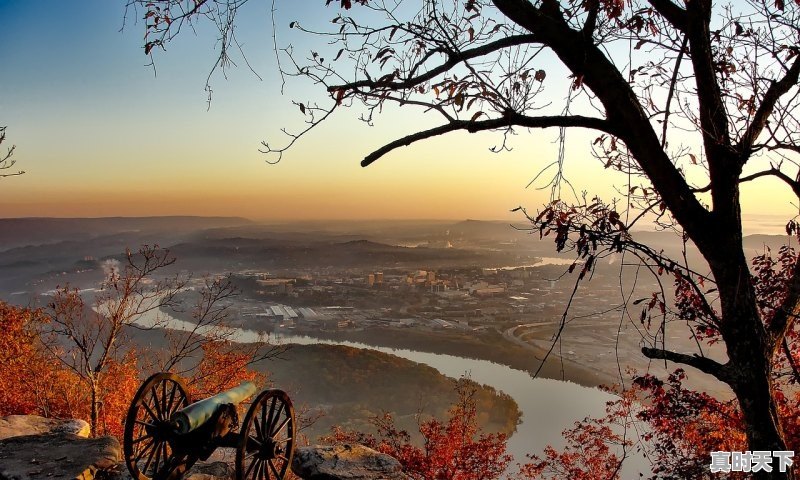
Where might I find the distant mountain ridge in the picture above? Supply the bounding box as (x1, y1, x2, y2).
(166, 236, 497, 270)
(0, 216, 252, 251)
(1, 217, 795, 297)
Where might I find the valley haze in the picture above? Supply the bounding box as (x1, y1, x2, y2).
(0, 215, 792, 470)
(1, 215, 789, 390)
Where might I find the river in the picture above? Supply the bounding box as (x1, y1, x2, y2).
(133, 309, 636, 472)
(273, 333, 614, 463)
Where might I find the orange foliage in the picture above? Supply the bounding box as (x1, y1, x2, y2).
(0, 302, 77, 417)
(187, 341, 267, 400)
(0, 301, 141, 437)
(523, 361, 797, 479)
(0, 302, 45, 415)
(520, 422, 627, 480)
(523, 247, 800, 479)
(94, 352, 142, 438)
(1, 300, 267, 441)
(324, 379, 511, 480)
(520, 387, 634, 480)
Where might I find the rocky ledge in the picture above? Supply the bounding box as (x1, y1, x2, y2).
(291, 444, 411, 480)
(0, 415, 92, 441)
(0, 416, 408, 480)
(0, 416, 118, 480)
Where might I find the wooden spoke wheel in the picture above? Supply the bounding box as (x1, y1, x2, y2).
(123, 372, 191, 480)
(236, 389, 295, 480)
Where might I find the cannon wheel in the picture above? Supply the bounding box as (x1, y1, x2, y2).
(236, 389, 295, 480)
(123, 372, 191, 480)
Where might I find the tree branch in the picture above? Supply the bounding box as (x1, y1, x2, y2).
(581, 0, 600, 39)
(0, 126, 24, 178)
(739, 168, 800, 199)
(684, 0, 734, 198)
(738, 56, 800, 156)
(491, 0, 714, 254)
(661, 34, 689, 148)
(642, 346, 728, 380)
(361, 114, 616, 166)
(757, 143, 800, 155)
(783, 337, 800, 384)
(328, 34, 538, 93)
(768, 253, 800, 345)
(647, 0, 688, 31)
(691, 166, 800, 197)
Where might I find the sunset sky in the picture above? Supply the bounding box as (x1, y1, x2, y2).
(1, 0, 796, 225)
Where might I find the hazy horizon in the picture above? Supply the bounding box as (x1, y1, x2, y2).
(0, 213, 792, 236)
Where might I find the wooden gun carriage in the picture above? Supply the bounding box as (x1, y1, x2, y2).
(122, 373, 295, 480)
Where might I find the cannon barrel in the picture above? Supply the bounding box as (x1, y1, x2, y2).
(171, 381, 257, 434)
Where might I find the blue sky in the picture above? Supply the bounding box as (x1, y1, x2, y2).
(0, 0, 794, 226)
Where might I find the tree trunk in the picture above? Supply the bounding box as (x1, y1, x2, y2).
(90, 381, 98, 438)
(731, 367, 793, 480)
(725, 318, 792, 480)
(712, 247, 794, 480)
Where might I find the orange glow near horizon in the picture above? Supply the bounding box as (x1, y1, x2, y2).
(2, 126, 797, 223)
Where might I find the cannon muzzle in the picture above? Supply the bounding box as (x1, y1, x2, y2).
(171, 381, 257, 434)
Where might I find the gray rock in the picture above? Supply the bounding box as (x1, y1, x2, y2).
(0, 416, 90, 440)
(0, 433, 120, 480)
(106, 460, 235, 480)
(291, 444, 411, 480)
(186, 461, 235, 480)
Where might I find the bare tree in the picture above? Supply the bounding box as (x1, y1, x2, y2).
(154, 274, 287, 392)
(45, 245, 284, 436)
(46, 246, 185, 436)
(0, 126, 24, 178)
(127, 0, 800, 477)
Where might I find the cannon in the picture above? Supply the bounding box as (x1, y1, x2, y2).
(122, 372, 295, 480)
